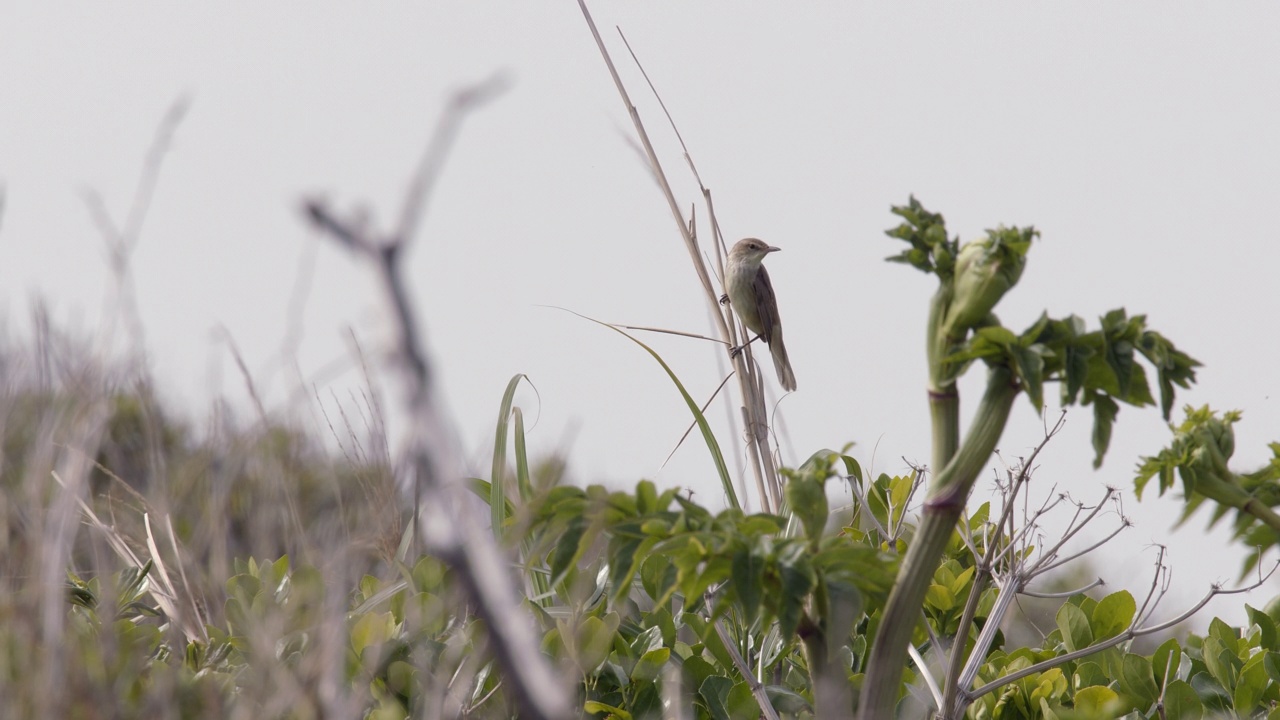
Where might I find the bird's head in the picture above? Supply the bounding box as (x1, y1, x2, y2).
(728, 237, 781, 266)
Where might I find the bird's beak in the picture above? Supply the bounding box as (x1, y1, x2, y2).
(766, 245, 781, 254)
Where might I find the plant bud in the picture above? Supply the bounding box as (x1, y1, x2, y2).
(941, 236, 1027, 337)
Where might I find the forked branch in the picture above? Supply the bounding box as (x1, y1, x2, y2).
(301, 76, 570, 720)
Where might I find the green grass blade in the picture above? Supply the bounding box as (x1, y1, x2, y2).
(513, 407, 533, 502)
(490, 374, 529, 539)
(563, 309, 738, 509)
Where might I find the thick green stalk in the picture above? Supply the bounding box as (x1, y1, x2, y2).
(925, 287, 954, 393)
(927, 287, 961, 473)
(798, 614, 852, 717)
(929, 389, 960, 480)
(857, 366, 1018, 720)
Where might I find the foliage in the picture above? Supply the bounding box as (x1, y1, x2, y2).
(886, 197, 1200, 467)
(23, 433, 1280, 719)
(3, 194, 1279, 720)
(1138, 405, 1280, 577)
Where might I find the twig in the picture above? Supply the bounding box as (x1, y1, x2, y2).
(660, 372, 737, 472)
(712, 616, 782, 720)
(300, 76, 571, 720)
(81, 96, 189, 358)
(396, 73, 509, 245)
(965, 558, 1280, 702)
(577, 0, 780, 512)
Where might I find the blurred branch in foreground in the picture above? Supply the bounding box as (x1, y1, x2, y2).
(301, 73, 572, 720)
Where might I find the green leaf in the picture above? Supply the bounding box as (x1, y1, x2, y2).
(1064, 344, 1091, 405)
(925, 584, 956, 613)
(549, 515, 590, 587)
(727, 681, 761, 720)
(350, 611, 394, 655)
(573, 614, 619, 673)
(1102, 331, 1135, 400)
(1014, 345, 1046, 411)
(950, 566, 976, 597)
(1207, 617, 1236, 648)
(888, 474, 915, 529)
(840, 454, 864, 484)
(1201, 636, 1239, 694)
(608, 536, 655, 604)
(731, 544, 764, 625)
(1264, 651, 1280, 685)
(1057, 603, 1093, 653)
(1247, 604, 1278, 651)
(681, 556, 731, 607)
(867, 474, 891, 533)
(883, 195, 955, 276)
(776, 548, 815, 642)
(700, 676, 735, 720)
(1152, 637, 1182, 686)
(764, 685, 809, 714)
(785, 476, 828, 547)
(640, 553, 679, 607)
(1161, 679, 1203, 720)
(1074, 661, 1108, 690)
(1119, 653, 1159, 708)
(683, 656, 717, 692)
(632, 647, 670, 683)
(699, 623, 737, 678)
(812, 546, 896, 600)
(1073, 685, 1120, 715)
(584, 701, 633, 720)
(1234, 650, 1268, 715)
(1091, 590, 1135, 641)
(1137, 329, 1201, 419)
(466, 478, 516, 524)
(636, 480, 659, 514)
(629, 625, 664, 658)
(1089, 392, 1120, 468)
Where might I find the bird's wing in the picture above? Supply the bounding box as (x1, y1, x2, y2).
(754, 264, 779, 344)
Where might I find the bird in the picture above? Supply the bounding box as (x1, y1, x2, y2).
(723, 237, 796, 391)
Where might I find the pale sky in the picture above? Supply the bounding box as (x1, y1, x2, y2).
(3, 4, 1278, 627)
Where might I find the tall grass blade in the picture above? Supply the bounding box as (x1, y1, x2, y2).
(490, 374, 529, 538)
(562, 309, 738, 509)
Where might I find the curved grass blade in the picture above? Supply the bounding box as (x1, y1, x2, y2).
(491, 374, 532, 538)
(558, 308, 738, 509)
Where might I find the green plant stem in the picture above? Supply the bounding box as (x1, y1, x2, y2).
(927, 287, 961, 474)
(857, 366, 1018, 720)
(926, 287, 954, 394)
(798, 613, 851, 717)
(941, 569, 990, 717)
(1241, 495, 1280, 533)
(1197, 473, 1280, 534)
(930, 389, 960, 479)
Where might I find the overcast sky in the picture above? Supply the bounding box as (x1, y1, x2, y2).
(3, 4, 1278, 627)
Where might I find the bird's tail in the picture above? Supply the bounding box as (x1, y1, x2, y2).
(771, 328, 797, 392)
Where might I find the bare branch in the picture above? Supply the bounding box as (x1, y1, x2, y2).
(1021, 578, 1106, 599)
(711, 615, 782, 720)
(300, 77, 570, 719)
(965, 560, 1280, 702)
(395, 72, 510, 245)
(81, 96, 189, 359)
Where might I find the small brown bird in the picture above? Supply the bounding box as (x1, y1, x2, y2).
(724, 238, 796, 391)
